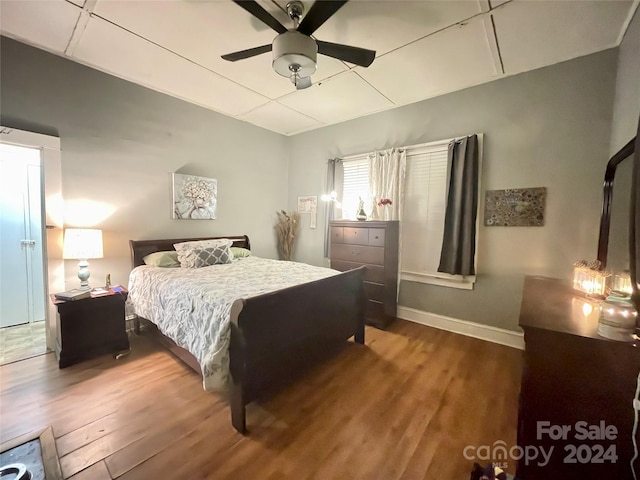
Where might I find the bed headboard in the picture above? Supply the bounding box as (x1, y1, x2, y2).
(129, 235, 251, 268)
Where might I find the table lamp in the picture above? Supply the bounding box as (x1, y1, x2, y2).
(63, 228, 103, 290)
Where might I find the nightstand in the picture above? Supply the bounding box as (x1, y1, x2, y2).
(51, 288, 130, 368)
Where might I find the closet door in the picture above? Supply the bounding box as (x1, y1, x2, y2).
(0, 144, 45, 327)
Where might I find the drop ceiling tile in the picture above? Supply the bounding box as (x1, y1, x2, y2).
(358, 16, 498, 105)
(278, 71, 393, 124)
(92, 0, 346, 99)
(72, 17, 269, 117)
(240, 101, 323, 135)
(311, 0, 482, 57)
(493, 0, 633, 74)
(0, 0, 81, 53)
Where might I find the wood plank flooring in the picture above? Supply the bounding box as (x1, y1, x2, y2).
(0, 320, 523, 479)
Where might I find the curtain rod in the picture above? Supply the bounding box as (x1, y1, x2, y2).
(335, 134, 481, 162)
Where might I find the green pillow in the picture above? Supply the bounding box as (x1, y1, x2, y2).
(143, 251, 180, 267)
(231, 247, 252, 258)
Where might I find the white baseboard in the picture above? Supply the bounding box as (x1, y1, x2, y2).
(397, 305, 525, 350)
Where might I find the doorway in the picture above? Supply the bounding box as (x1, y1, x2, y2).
(0, 143, 47, 363)
(0, 126, 64, 365)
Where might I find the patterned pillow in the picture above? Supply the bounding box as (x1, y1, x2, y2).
(174, 239, 233, 268)
(192, 244, 233, 268)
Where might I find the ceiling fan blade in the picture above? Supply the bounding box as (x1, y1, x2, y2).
(221, 44, 272, 62)
(297, 0, 348, 36)
(317, 40, 376, 67)
(232, 0, 287, 34)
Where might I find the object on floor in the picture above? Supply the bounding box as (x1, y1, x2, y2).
(470, 463, 510, 480)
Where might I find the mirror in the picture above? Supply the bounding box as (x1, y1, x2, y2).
(597, 137, 635, 272)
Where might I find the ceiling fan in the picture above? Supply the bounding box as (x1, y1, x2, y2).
(222, 0, 376, 90)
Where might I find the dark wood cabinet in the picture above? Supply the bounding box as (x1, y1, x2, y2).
(329, 220, 399, 329)
(51, 289, 130, 368)
(517, 276, 640, 479)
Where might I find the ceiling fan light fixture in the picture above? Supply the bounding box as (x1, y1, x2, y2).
(272, 31, 317, 78)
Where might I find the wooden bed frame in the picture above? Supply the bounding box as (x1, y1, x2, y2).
(129, 235, 365, 434)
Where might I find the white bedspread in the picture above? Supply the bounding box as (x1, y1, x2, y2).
(127, 256, 338, 391)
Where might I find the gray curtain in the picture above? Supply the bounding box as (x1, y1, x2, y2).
(438, 135, 479, 276)
(324, 158, 342, 257)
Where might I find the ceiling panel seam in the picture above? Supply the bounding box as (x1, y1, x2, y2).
(489, 14, 505, 75)
(86, 12, 271, 109)
(353, 71, 395, 106)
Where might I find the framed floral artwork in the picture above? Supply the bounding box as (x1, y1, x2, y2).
(172, 173, 217, 220)
(484, 187, 546, 226)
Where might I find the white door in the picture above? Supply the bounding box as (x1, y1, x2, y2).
(0, 144, 46, 328)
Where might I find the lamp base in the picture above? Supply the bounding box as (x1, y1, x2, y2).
(77, 259, 91, 290)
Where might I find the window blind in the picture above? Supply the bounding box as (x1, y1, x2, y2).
(401, 143, 450, 275)
(341, 156, 369, 220)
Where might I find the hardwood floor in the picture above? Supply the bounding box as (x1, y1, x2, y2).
(0, 321, 47, 365)
(0, 320, 522, 479)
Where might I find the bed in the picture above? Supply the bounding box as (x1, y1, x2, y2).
(128, 235, 365, 434)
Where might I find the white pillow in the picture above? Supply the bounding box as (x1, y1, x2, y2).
(173, 238, 233, 268)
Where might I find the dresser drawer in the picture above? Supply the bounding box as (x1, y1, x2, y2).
(331, 244, 384, 265)
(342, 227, 369, 245)
(330, 260, 385, 284)
(365, 300, 385, 321)
(330, 226, 343, 244)
(368, 228, 385, 246)
(364, 281, 385, 302)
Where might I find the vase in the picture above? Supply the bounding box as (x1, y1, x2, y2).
(356, 208, 367, 221)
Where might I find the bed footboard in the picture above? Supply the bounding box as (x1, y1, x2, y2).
(228, 266, 365, 434)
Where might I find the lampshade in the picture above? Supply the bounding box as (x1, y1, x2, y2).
(63, 229, 103, 260)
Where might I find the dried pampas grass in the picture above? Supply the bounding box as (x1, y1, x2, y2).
(275, 210, 300, 261)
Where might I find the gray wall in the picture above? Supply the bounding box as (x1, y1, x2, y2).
(0, 37, 289, 288)
(607, 9, 639, 274)
(287, 50, 618, 331)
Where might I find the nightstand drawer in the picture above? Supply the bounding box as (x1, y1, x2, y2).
(342, 227, 369, 245)
(331, 244, 384, 265)
(330, 260, 385, 283)
(364, 281, 385, 302)
(368, 228, 385, 246)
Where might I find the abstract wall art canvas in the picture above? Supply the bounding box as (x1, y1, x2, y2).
(172, 173, 217, 220)
(484, 187, 546, 226)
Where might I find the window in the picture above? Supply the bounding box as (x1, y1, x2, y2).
(341, 155, 369, 220)
(340, 135, 481, 289)
(400, 141, 451, 280)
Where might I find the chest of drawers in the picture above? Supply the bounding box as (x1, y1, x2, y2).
(329, 220, 399, 328)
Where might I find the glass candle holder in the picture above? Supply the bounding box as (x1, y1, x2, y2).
(572, 266, 608, 296)
(610, 271, 633, 297)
